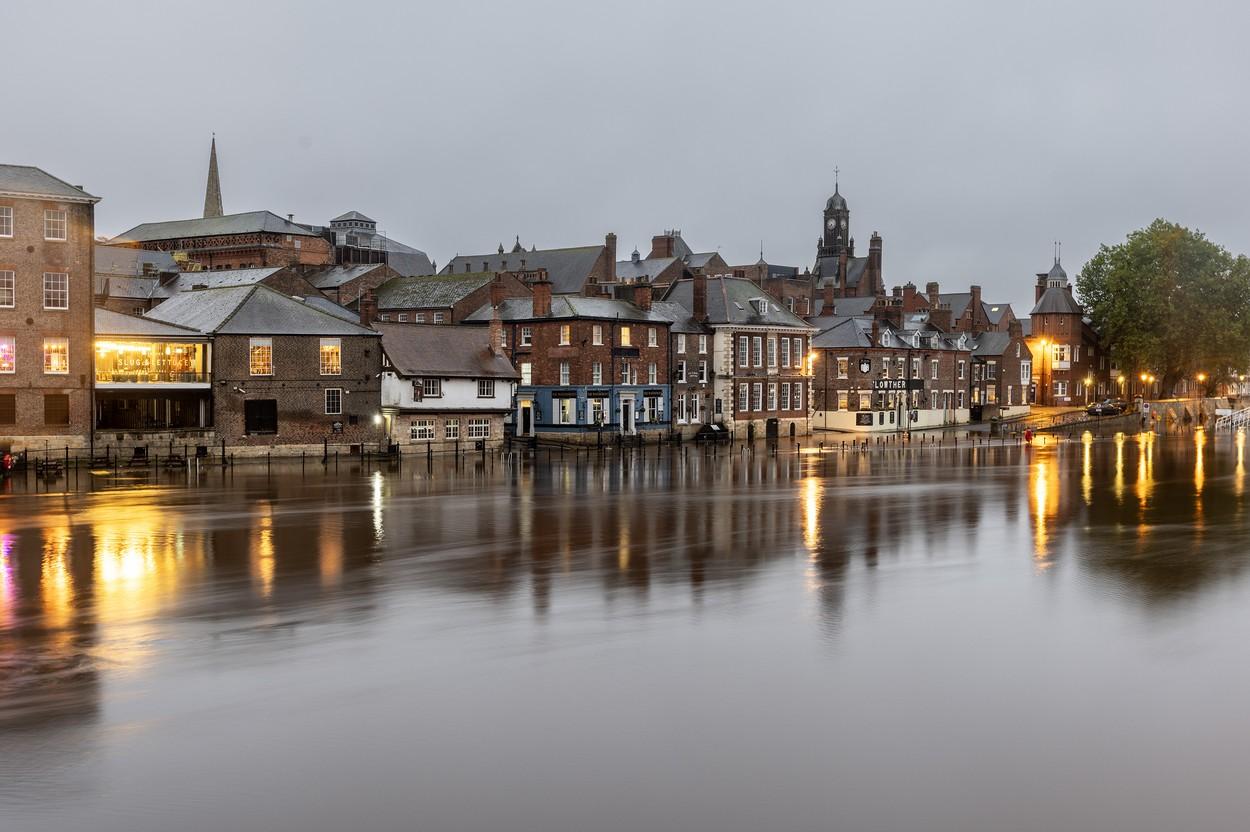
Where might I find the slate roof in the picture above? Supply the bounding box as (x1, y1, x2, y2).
(331, 210, 375, 224)
(376, 324, 518, 380)
(94, 274, 159, 299)
(146, 284, 377, 336)
(815, 255, 868, 288)
(296, 295, 359, 323)
(94, 307, 205, 338)
(982, 302, 1013, 326)
(462, 295, 671, 325)
(812, 317, 873, 348)
(662, 276, 815, 329)
(811, 316, 976, 352)
(306, 264, 385, 290)
(648, 299, 711, 335)
(376, 273, 495, 309)
(443, 245, 604, 294)
(112, 211, 321, 243)
(95, 245, 178, 276)
(616, 256, 681, 283)
(939, 292, 974, 317)
(151, 267, 286, 298)
(1030, 286, 1084, 316)
(1019, 319, 1032, 336)
(684, 252, 719, 269)
(0, 165, 98, 202)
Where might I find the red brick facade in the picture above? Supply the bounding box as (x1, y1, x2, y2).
(131, 231, 333, 270)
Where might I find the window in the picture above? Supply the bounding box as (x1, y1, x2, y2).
(752, 382, 763, 411)
(957, 360, 966, 380)
(43, 273, 68, 309)
(319, 338, 342, 375)
(433, 312, 444, 324)
(1021, 361, 1031, 385)
(1054, 381, 1068, 397)
(592, 362, 602, 385)
(794, 339, 804, 367)
(957, 390, 966, 408)
(410, 419, 435, 440)
(859, 392, 872, 410)
(882, 356, 891, 376)
(676, 360, 686, 383)
(837, 357, 848, 379)
(415, 313, 425, 323)
(781, 383, 791, 410)
(379, 314, 389, 322)
(557, 398, 575, 424)
(648, 327, 657, 347)
(468, 418, 491, 438)
(0, 393, 13, 424)
(44, 209, 67, 241)
(0, 335, 13, 373)
(648, 363, 657, 384)
(738, 383, 749, 412)
(896, 357, 904, 378)
(794, 384, 802, 411)
(753, 337, 763, 368)
(0, 271, 12, 307)
(767, 337, 777, 368)
(559, 361, 570, 385)
(675, 394, 687, 423)
(1073, 345, 1080, 363)
(325, 387, 343, 415)
(698, 360, 708, 383)
(781, 338, 791, 368)
(689, 392, 701, 422)
(911, 358, 920, 379)
(1053, 344, 1069, 362)
(592, 324, 603, 345)
(767, 383, 777, 411)
(398, 314, 408, 323)
(620, 362, 634, 385)
(520, 326, 532, 346)
(590, 398, 604, 425)
(559, 324, 571, 345)
(931, 359, 939, 380)
(738, 336, 749, 368)
(986, 360, 997, 379)
(837, 390, 849, 410)
(249, 338, 273, 375)
(244, 399, 278, 434)
(293, 238, 302, 250)
(620, 326, 632, 347)
(520, 362, 532, 385)
(0, 206, 11, 237)
(43, 394, 70, 425)
(43, 337, 68, 374)
(478, 379, 495, 398)
(676, 334, 686, 353)
(444, 419, 460, 440)
(422, 378, 442, 398)
(698, 335, 708, 354)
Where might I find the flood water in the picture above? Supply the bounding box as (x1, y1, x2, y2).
(3, 432, 1250, 831)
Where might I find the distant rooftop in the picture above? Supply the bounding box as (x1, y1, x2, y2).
(0, 164, 98, 202)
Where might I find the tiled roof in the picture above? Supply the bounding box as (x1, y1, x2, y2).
(111, 210, 322, 243)
(443, 245, 604, 294)
(306, 264, 386, 290)
(0, 165, 98, 202)
(146, 284, 377, 336)
(94, 245, 178, 276)
(462, 295, 672, 324)
(376, 273, 495, 309)
(662, 276, 814, 329)
(972, 331, 1013, 357)
(648, 300, 711, 334)
(94, 307, 205, 338)
(983, 302, 1013, 325)
(1030, 286, 1084, 316)
(377, 324, 518, 379)
(330, 210, 375, 224)
(616, 256, 681, 283)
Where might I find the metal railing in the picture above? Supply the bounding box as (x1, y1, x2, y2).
(95, 371, 210, 384)
(1214, 408, 1250, 431)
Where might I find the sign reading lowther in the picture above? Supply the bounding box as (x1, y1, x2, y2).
(871, 378, 925, 391)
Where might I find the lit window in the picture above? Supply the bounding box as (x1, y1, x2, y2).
(319, 338, 342, 375)
(0, 335, 14, 372)
(249, 338, 273, 375)
(43, 337, 69, 374)
(837, 390, 848, 410)
(0, 207, 11, 237)
(478, 379, 495, 398)
(468, 418, 491, 438)
(324, 387, 343, 415)
(837, 357, 848, 379)
(43, 273, 68, 309)
(620, 326, 631, 347)
(559, 324, 571, 345)
(44, 209, 67, 241)
(0, 271, 13, 307)
(445, 418, 460, 439)
(422, 378, 442, 398)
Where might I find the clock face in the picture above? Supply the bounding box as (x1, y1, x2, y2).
(841, 218, 848, 229)
(827, 218, 837, 231)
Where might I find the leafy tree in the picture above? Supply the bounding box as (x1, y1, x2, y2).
(1077, 220, 1250, 394)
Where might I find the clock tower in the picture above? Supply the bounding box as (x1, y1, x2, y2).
(817, 180, 849, 261)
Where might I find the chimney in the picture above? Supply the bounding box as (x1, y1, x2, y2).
(489, 305, 505, 356)
(837, 247, 849, 293)
(822, 278, 834, 314)
(902, 282, 919, 311)
(532, 277, 552, 317)
(359, 288, 378, 328)
(489, 273, 506, 310)
(926, 281, 940, 307)
(633, 278, 653, 312)
(693, 273, 708, 322)
(1036, 274, 1048, 303)
(1008, 318, 1023, 339)
(867, 232, 883, 295)
(870, 318, 880, 346)
(287, 213, 294, 223)
(651, 234, 675, 259)
(970, 284, 982, 313)
(605, 233, 617, 284)
(892, 285, 902, 298)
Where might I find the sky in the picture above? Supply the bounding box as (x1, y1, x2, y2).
(7, 0, 1249, 312)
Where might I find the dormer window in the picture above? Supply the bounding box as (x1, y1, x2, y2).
(752, 297, 769, 315)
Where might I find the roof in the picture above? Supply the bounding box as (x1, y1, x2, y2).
(811, 316, 975, 352)
(972, 331, 1012, 357)
(616, 256, 681, 283)
(939, 293, 973, 317)
(95, 245, 178, 276)
(982, 302, 1013, 325)
(1030, 286, 1084, 316)
(1048, 261, 1068, 281)
(662, 277, 814, 329)
(826, 188, 847, 211)
(812, 316, 872, 349)
(296, 294, 359, 323)
(684, 252, 720, 269)
(1019, 319, 1032, 337)
(0, 165, 98, 202)
(305, 264, 386, 290)
(111, 210, 321, 243)
(376, 273, 495, 309)
(330, 210, 375, 224)
(151, 267, 286, 297)
(376, 324, 518, 380)
(649, 300, 711, 335)
(94, 274, 158, 299)
(146, 284, 377, 336)
(462, 295, 672, 325)
(815, 255, 869, 288)
(444, 245, 604, 294)
(94, 307, 205, 338)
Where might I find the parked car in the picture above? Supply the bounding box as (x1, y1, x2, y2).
(1087, 400, 1122, 417)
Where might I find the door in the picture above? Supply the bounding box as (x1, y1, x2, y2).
(620, 399, 634, 434)
(519, 401, 534, 436)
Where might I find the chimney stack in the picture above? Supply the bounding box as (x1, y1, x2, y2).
(532, 277, 553, 318)
(867, 232, 883, 295)
(693, 273, 708, 322)
(633, 278, 652, 312)
(651, 233, 675, 259)
(605, 233, 618, 285)
(1036, 274, 1048, 303)
(489, 305, 505, 356)
(970, 284, 982, 319)
(822, 277, 834, 314)
(870, 318, 880, 346)
(359, 289, 378, 328)
(490, 273, 506, 310)
(926, 281, 940, 307)
(837, 247, 849, 293)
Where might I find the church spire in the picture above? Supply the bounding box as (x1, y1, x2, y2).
(203, 134, 223, 218)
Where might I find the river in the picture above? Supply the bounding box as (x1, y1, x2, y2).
(3, 432, 1250, 831)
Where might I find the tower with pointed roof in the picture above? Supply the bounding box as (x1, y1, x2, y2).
(818, 175, 850, 262)
(203, 135, 223, 218)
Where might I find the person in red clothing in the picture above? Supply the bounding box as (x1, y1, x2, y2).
(1023, 428, 1033, 444)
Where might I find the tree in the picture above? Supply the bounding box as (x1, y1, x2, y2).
(1076, 220, 1250, 394)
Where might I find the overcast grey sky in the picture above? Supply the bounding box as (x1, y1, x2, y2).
(8, 0, 1249, 311)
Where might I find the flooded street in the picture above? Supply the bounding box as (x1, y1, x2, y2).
(4, 433, 1250, 831)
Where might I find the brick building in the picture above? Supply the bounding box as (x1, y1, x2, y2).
(371, 270, 531, 324)
(146, 284, 384, 452)
(443, 234, 619, 297)
(93, 246, 179, 315)
(109, 211, 334, 270)
(616, 231, 730, 289)
(1027, 258, 1110, 406)
(304, 263, 399, 307)
(463, 276, 672, 442)
(0, 165, 99, 452)
(661, 275, 815, 439)
(971, 325, 1032, 417)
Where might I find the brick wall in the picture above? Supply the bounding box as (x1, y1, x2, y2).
(0, 195, 94, 450)
(141, 233, 333, 269)
(505, 318, 669, 386)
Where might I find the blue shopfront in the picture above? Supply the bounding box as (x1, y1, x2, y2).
(514, 385, 671, 438)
